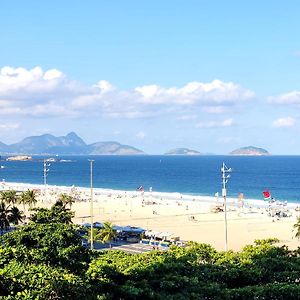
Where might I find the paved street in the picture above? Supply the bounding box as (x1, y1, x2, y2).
(92, 241, 169, 254)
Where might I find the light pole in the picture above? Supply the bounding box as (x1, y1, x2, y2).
(43, 159, 50, 200)
(89, 159, 94, 250)
(221, 162, 232, 251)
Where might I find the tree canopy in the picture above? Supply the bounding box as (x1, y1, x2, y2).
(95, 221, 117, 248)
(0, 201, 299, 299)
(87, 240, 300, 299)
(29, 200, 74, 224)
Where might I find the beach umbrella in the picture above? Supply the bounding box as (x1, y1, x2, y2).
(263, 190, 271, 201)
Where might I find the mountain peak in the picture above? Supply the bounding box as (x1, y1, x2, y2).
(63, 132, 86, 146)
(66, 131, 80, 138)
(0, 133, 144, 155)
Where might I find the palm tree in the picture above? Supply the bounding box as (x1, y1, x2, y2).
(0, 201, 11, 233)
(95, 222, 117, 248)
(84, 227, 99, 245)
(294, 217, 300, 239)
(8, 206, 25, 226)
(19, 191, 28, 211)
(0, 190, 19, 205)
(20, 190, 37, 209)
(59, 193, 75, 209)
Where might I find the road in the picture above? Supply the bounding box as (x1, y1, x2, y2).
(92, 241, 169, 254)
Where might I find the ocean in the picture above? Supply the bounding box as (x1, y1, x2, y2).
(1, 155, 300, 203)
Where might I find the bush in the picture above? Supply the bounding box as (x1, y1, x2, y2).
(0, 261, 93, 299)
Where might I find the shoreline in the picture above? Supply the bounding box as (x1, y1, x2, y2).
(2, 181, 299, 209)
(2, 181, 300, 251)
(2, 155, 300, 204)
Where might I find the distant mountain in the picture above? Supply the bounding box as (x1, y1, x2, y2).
(230, 146, 270, 156)
(88, 142, 144, 155)
(0, 141, 9, 153)
(8, 132, 87, 155)
(165, 148, 202, 155)
(0, 132, 144, 155)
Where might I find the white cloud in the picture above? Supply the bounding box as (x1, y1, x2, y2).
(43, 69, 64, 81)
(94, 80, 115, 93)
(268, 91, 300, 105)
(27, 102, 78, 117)
(135, 85, 160, 99)
(272, 117, 296, 128)
(202, 106, 229, 114)
(72, 79, 254, 118)
(135, 80, 254, 105)
(0, 66, 72, 101)
(0, 66, 255, 119)
(196, 118, 234, 128)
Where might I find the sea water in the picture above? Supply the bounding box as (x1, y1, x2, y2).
(1, 155, 300, 203)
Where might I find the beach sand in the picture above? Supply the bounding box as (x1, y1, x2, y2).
(6, 182, 300, 251)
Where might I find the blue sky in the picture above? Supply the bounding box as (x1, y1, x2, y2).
(0, 0, 300, 154)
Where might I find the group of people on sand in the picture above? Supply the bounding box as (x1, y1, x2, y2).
(209, 192, 295, 221)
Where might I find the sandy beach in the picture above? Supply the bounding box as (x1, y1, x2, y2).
(4, 181, 300, 251)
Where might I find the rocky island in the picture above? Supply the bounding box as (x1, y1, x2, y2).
(230, 146, 270, 156)
(88, 141, 144, 155)
(6, 155, 32, 161)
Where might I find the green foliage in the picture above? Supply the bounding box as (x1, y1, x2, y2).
(0, 261, 92, 299)
(30, 200, 74, 224)
(0, 190, 18, 205)
(0, 202, 24, 232)
(8, 206, 24, 225)
(94, 222, 117, 248)
(226, 283, 300, 299)
(87, 239, 300, 299)
(0, 199, 97, 299)
(294, 217, 300, 239)
(253, 237, 280, 245)
(19, 190, 37, 209)
(59, 193, 75, 209)
(0, 201, 11, 232)
(84, 227, 100, 244)
(1, 222, 90, 273)
(1, 231, 300, 299)
(0, 193, 299, 299)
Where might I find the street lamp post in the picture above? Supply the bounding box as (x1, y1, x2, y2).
(89, 160, 94, 250)
(43, 159, 50, 200)
(221, 162, 232, 251)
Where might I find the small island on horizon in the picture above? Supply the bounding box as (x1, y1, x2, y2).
(230, 146, 270, 156)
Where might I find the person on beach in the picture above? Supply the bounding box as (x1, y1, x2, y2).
(237, 193, 244, 214)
